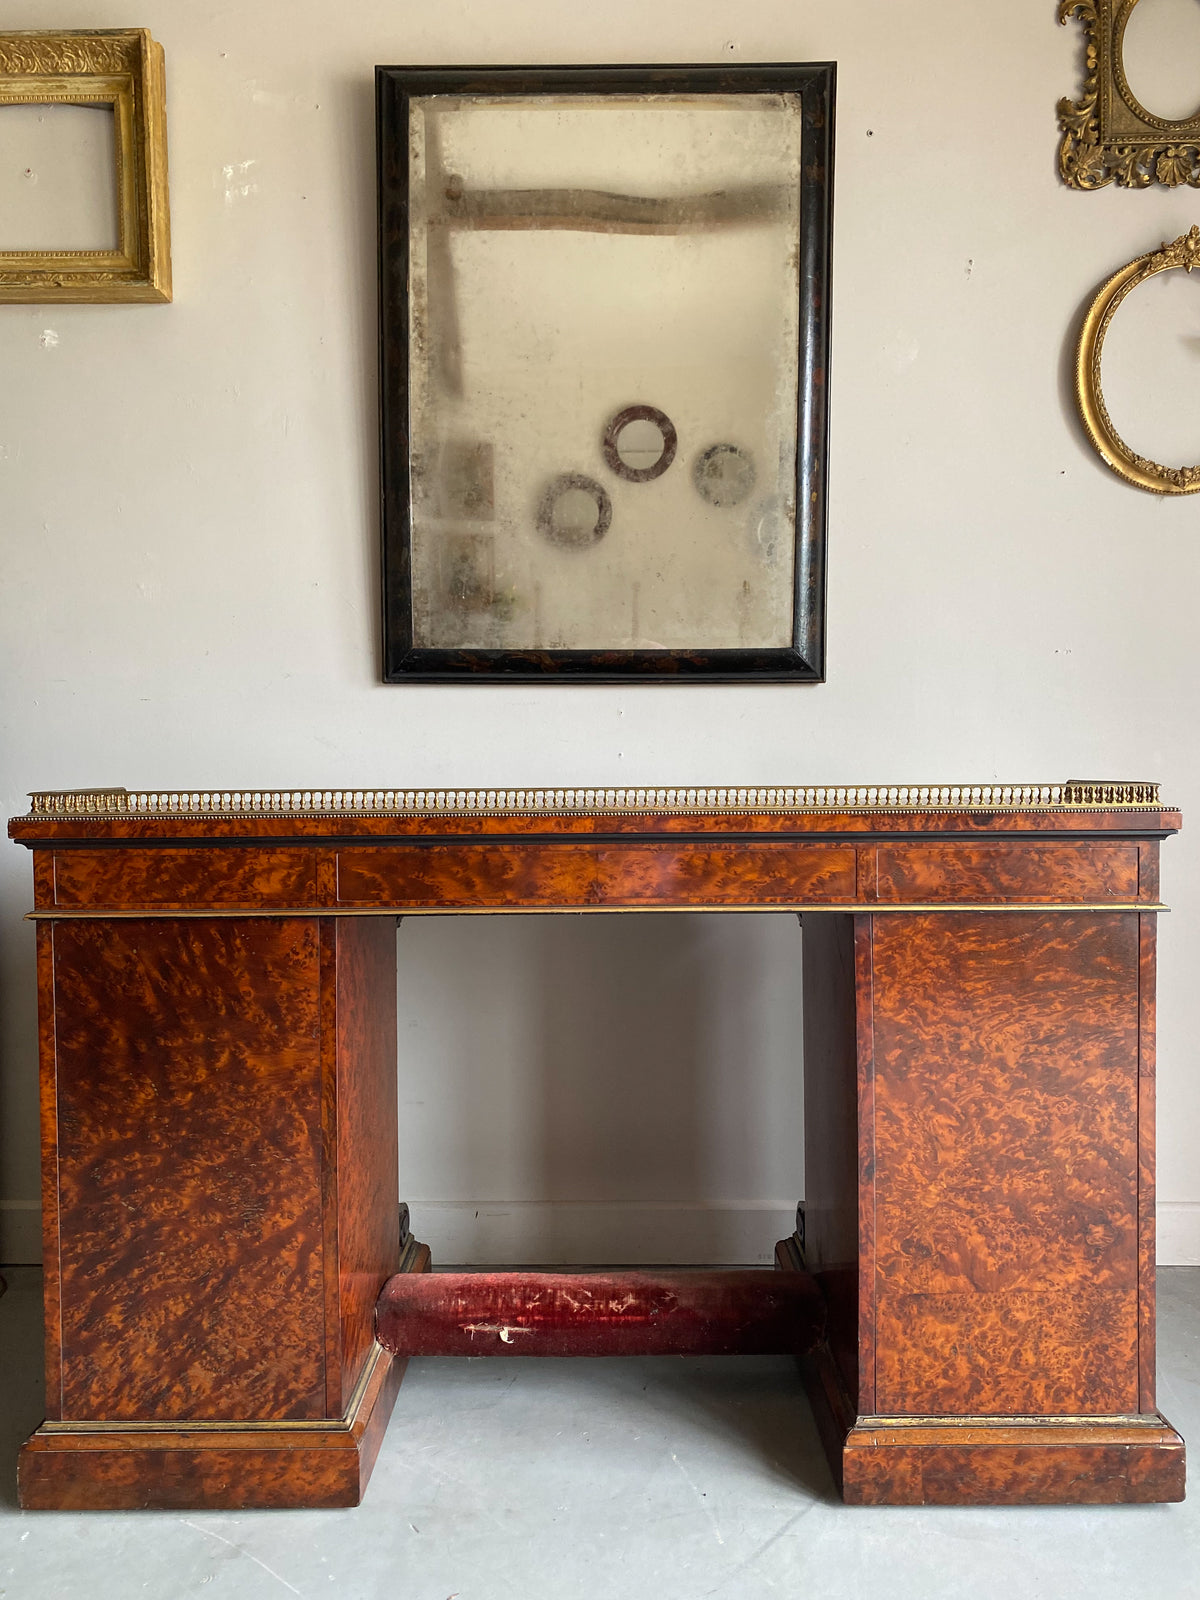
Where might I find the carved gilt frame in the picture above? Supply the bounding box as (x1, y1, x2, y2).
(0, 29, 170, 303)
(1076, 226, 1200, 494)
(1058, 1, 1200, 189)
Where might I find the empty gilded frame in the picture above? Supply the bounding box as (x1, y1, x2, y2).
(1058, 0, 1200, 189)
(0, 29, 170, 302)
(1076, 226, 1200, 493)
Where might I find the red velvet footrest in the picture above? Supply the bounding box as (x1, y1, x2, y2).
(374, 1267, 825, 1358)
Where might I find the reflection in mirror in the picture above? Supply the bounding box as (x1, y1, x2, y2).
(694, 443, 756, 507)
(0, 102, 118, 251)
(616, 417, 667, 468)
(407, 94, 803, 652)
(536, 473, 613, 551)
(1121, 0, 1200, 123)
(548, 486, 607, 543)
(602, 403, 678, 482)
(1099, 267, 1200, 465)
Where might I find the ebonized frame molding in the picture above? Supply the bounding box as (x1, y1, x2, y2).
(376, 62, 836, 683)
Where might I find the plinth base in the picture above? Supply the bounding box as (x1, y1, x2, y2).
(20, 1232, 432, 1512)
(19, 1341, 407, 1512)
(799, 1342, 1185, 1506)
(843, 1412, 1186, 1506)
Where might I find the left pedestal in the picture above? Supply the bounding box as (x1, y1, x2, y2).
(19, 915, 424, 1511)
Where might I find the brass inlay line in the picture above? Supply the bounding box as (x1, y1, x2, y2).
(42, 1342, 388, 1435)
(855, 1412, 1167, 1430)
(25, 904, 1171, 921)
(17, 780, 1165, 822)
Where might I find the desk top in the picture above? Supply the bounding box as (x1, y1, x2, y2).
(9, 781, 1178, 918)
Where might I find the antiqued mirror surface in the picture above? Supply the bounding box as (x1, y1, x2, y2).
(408, 93, 801, 653)
(378, 66, 835, 682)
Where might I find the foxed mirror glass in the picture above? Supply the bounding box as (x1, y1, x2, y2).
(377, 65, 835, 683)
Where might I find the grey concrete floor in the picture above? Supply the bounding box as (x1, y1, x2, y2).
(0, 1268, 1197, 1600)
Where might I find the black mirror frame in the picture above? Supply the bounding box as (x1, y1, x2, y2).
(377, 62, 835, 684)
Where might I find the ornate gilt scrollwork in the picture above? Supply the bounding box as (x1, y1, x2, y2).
(1076, 227, 1200, 493)
(1058, 0, 1200, 190)
(0, 271, 119, 288)
(0, 34, 136, 75)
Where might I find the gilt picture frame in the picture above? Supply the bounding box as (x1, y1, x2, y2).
(1076, 226, 1200, 493)
(1058, 0, 1200, 190)
(377, 63, 835, 683)
(0, 29, 170, 303)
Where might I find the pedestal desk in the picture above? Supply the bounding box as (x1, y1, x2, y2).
(7, 781, 1186, 1509)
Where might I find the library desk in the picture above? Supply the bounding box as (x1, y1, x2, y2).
(7, 782, 1186, 1510)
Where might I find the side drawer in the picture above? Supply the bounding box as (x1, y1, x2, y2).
(874, 842, 1140, 905)
(52, 848, 320, 910)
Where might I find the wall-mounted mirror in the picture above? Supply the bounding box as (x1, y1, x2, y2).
(1058, 0, 1200, 189)
(377, 63, 835, 684)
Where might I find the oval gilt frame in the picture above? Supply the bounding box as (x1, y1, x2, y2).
(1076, 225, 1200, 494)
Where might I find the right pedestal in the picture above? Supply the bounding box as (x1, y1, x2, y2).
(791, 910, 1186, 1506)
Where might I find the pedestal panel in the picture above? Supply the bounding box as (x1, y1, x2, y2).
(49, 917, 328, 1423)
(21, 913, 412, 1509)
(793, 908, 1185, 1504)
(870, 912, 1140, 1417)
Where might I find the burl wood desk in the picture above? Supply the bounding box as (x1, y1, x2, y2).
(7, 781, 1186, 1510)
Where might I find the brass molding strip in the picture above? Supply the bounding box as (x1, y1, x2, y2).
(41, 1342, 388, 1435)
(25, 904, 1170, 921)
(18, 780, 1164, 822)
(855, 1412, 1166, 1430)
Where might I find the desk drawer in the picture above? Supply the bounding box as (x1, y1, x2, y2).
(336, 841, 856, 909)
(874, 842, 1139, 904)
(52, 847, 320, 910)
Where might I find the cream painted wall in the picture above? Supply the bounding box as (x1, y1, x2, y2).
(2, 1, 1198, 1265)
